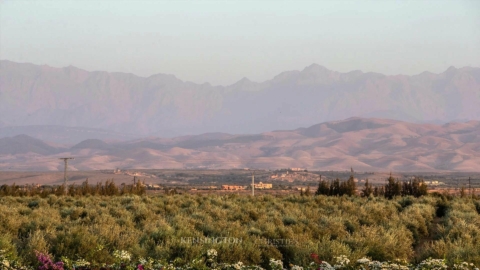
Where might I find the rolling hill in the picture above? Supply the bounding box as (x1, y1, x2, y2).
(0, 118, 479, 172)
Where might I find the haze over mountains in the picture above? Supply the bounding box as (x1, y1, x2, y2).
(1, 60, 480, 140)
(1, 61, 479, 172)
(1, 118, 479, 172)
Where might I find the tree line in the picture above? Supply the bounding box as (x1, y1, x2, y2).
(313, 174, 428, 199)
(0, 179, 146, 197)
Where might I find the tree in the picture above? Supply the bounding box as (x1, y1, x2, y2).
(362, 179, 373, 197)
(385, 173, 401, 199)
(417, 180, 428, 197)
(315, 178, 330, 196)
(331, 178, 341, 196)
(345, 175, 356, 196)
(460, 186, 467, 198)
(304, 186, 312, 196)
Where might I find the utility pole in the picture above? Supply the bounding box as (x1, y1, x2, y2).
(252, 171, 255, 197)
(469, 177, 472, 198)
(59, 158, 74, 187)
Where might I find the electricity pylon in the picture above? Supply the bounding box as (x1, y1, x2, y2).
(59, 157, 74, 187)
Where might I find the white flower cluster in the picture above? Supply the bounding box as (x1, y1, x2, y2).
(363, 260, 409, 270)
(208, 249, 218, 258)
(221, 262, 265, 270)
(291, 264, 303, 270)
(162, 262, 176, 270)
(113, 249, 132, 261)
(138, 257, 164, 269)
(453, 262, 478, 270)
(1, 258, 10, 268)
(73, 258, 91, 267)
(334, 255, 350, 269)
(269, 258, 283, 270)
(415, 258, 448, 270)
(0, 250, 9, 268)
(357, 257, 371, 264)
(96, 244, 104, 251)
(340, 256, 412, 270)
(233, 261, 245, 270)
(0, 249, 34, 270)
(319, 261, 335, 270)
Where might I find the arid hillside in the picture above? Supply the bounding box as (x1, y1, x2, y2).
(0, 118, 479, 172)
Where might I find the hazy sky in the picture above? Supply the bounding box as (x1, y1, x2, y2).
(1, 0, 479, 85)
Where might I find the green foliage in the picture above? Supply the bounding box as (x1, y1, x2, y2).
(384, 174, 402, 199)
(0, 179, 146, 197)
(0, 194, 479, 267)
(475, 201, 480, 215)
(417, 198, 480, 264)
(362, 179, 373, 197)
(314, 176, 356, 197)
(316, 175, 426, 199)
(435, 199, 451, 218)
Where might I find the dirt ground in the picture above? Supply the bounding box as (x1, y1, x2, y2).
(0, 171, 142, 186)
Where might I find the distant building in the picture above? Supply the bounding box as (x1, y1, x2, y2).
(290, 168, 306, 171)
(146, 184, 161, 189)
(253, 182, 272, 189)
(222, 185, 245, 190)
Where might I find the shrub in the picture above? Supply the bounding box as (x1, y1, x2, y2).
(0, 194, 479, 266)
(436, 199, 451, 218)
(28, 200, 39, 209)
(282, 217, 297, 226)
(474, 201, 480, 215)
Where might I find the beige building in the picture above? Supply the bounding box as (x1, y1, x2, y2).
(222, 185, 245, 190)
(253, 182, 272, 189)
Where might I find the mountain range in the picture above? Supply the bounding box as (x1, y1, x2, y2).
(0, 117, 479, 172)
(1, 60, 479, 139)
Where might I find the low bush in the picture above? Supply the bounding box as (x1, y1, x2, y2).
(0, 194, 479, 267)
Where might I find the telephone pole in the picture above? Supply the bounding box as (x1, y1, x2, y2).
(252, 171, 255, 196)
(59, 157, 74, 187)
(469, 177, 472, 197)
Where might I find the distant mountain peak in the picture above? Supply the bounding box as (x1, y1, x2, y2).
(234, 77, 252, 84)
(445, 66, 457, 73)
(302, 63, 330, 73)
(228, 76, 259, 91)
(1, 60, 480, 138)
(147, 73, 178, 80)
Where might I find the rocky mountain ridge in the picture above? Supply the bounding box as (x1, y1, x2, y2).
(1, 60, 479, 137)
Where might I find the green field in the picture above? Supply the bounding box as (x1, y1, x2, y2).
(0, 192, 479, 269)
